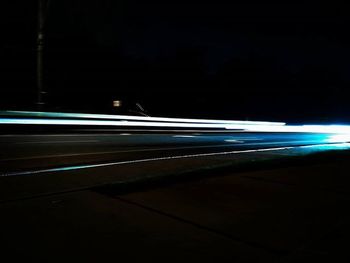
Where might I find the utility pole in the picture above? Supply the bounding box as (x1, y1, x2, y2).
(37, 0, 50, 110)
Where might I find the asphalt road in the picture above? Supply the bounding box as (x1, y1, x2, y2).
(1, 145, 350, 262)
(0, 130, 342, 174)
(2, 114, 350, 261)
(1, 126, 350, 261)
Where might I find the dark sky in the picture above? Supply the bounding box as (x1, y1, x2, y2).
(1, 1, 350, 123)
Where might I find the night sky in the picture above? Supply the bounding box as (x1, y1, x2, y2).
(1, 1, 349, 123)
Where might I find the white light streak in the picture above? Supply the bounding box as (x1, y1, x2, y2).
(326, 134, 350, 143)
(3, 118, 350, 134)
(173, 135, 196, 138)
(225, 124, 350, 134)
(0, 118, 277, 130)
(1, 111, 285, 126)
(225, 140, 244, 143)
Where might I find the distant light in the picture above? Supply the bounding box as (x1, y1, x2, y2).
(225, 139, 244, 143)
(173, 135, 196, 138)
(113, 100, 122, 107)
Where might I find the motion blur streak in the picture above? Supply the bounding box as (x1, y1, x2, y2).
(326, 134, 350, 143)
(235, 125, 350, 134)
(3, 117, 350, 135)
(1, 111, 286, 126)
(0, 118, 268, 129)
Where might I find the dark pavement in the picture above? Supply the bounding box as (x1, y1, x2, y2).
(0, 131, 341, 174)
(1, 129, 350, 262)
(1, 154, 350, 262)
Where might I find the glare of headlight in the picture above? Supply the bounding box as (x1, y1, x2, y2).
(326, 134, 350, 143)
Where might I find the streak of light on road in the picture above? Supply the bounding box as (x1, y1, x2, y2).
(3, 117, 350, 136)
(0, 111, 285, 126)
(3, 143, 350, 178)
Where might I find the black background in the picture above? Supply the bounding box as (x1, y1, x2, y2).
(1, 1, 349, 123)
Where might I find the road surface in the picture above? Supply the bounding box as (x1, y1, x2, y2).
(1, 145, 350, 262)
(1, 120, 350, 261)
(0, 130, 343, 174)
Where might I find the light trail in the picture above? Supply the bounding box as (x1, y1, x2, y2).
(232, 124, 350, 135)
(1, 110, 285, 126)
(172, 135, 196, 138)
(16, 140, 100, 145)
(2, 117, 350, 135)
(326, 134, 350, 143)
(0, 118, 278, 130)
